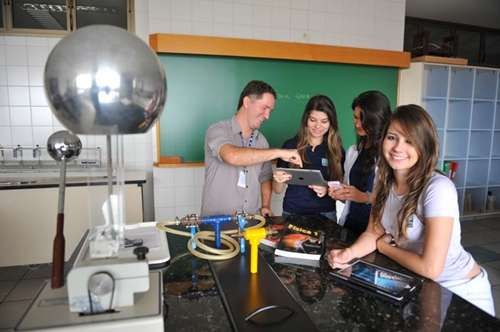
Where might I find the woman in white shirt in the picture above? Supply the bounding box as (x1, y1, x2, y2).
(327, 104, 494, 316)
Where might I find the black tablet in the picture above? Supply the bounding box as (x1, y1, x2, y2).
(275, 168, 328, 186)
(329, 259, 420, 302)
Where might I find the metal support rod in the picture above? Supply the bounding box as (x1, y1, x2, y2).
(105, 134, 114, 226)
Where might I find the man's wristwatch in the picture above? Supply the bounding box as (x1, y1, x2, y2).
(382, 233, 397, 247)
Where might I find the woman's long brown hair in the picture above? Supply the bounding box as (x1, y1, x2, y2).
(371, 104, 439, 238)
(295, 95, 343, 181)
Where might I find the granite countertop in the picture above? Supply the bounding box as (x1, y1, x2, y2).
(0, 170, 146, 189)
(162, 216, 500, 332)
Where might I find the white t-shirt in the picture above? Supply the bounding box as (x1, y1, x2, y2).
(380, 172, 475, 283)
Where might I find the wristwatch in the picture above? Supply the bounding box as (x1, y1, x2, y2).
(382, 233, 397, 247)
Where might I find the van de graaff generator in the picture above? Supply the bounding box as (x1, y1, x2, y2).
(18, 25, 168, 332)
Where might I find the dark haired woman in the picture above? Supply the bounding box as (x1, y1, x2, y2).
(327, 105, 494, 316)
(328, 91, 391, 234)
(273, 95, 343, 221)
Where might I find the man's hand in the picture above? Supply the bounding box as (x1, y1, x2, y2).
(279, 149, 303, 168)
(260, 206, 273, 217)
(273, 170, 292, 183)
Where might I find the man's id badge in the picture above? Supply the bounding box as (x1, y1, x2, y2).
(237, 170, 247, 188)
(321, 158, 328, 167)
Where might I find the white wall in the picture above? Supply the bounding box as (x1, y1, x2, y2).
(0, 0, 406, 221)
(136, 0, 405, 51)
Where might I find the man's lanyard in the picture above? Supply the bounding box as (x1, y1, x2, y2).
(237, 131, 255, 189)
(239, 131, 255, 148)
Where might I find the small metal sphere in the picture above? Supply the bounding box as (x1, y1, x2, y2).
(47, 130, 82, 161)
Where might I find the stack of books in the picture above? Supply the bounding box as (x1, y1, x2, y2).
(271, 222, 325, 268)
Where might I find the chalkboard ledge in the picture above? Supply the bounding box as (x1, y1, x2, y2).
(155, 156, 204, 168)
(150, 33, 411, 68)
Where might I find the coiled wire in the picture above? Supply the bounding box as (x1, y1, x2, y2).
(156, 214, 266, 260)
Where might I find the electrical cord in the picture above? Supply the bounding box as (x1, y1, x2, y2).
(156, 214, 266, 260)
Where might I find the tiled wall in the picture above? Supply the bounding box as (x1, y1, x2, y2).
(153, 166, 285, 221)
(144, 0, 406, 51)
(0, 36, 60, 151)
(0, 36, 154, 170)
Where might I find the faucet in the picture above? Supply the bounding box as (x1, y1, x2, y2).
(33, 145, 42, 159)
(13, 145, 23, 159)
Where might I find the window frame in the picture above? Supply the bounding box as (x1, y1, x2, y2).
(0, 0, 134, 35)
(405, 16, 500, 68)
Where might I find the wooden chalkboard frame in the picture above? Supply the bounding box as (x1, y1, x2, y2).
(150, 34, 410, 166)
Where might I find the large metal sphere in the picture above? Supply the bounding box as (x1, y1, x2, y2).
(47, 131, 82, 161)
(44, 25, 167, 135)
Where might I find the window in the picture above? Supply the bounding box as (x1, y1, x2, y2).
(0, 3, 4, 29)
(484, 33, 500, 67)
(1, 0, 133, 34)
(11, 0, 68, 31)
(403, 20, 419, 53)
(404, 17, 500, 69)
(75, 0, 128, 30)
(455, 29, 481, 65)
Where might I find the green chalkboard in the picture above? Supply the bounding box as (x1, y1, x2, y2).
(158, 54, 398, 163)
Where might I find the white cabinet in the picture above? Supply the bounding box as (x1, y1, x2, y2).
(0, 184, 143, 266)
(398, 62, 500, 218)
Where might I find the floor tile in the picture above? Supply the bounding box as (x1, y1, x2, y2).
(5, 279, 45, 302)
(462, 230, 500, 247)
(465, 246, 500, 263)
(0, 281, 17, 303)
(477, 219, 500, 230)
(485, 260, 500, 271)
(492, 286, 500, 319)
(23, 264, 51, 280)
(0, 300, 31, 329)
(484, 265, 500, 286)
(482, 243, 500, 254)
(0, 266, 28, 281)
(461, 221, 489, 233)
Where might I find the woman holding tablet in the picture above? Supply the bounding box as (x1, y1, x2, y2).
(328, 91, 391, 235)
(273, 95, 343, 221)
(327, 105, 494, 315)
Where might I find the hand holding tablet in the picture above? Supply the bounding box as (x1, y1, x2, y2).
(275, 168, 328, 186)
(273, 169, 292, 183)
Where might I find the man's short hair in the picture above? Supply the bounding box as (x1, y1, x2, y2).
(237, 80, 276, 110)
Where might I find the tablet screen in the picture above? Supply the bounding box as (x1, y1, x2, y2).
(342, 261, 413, 295)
